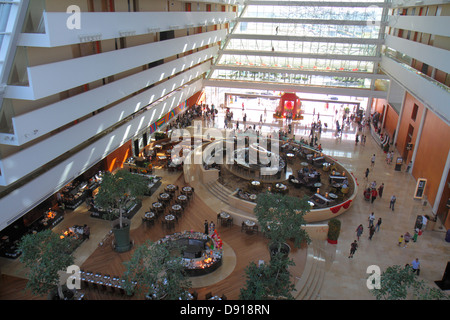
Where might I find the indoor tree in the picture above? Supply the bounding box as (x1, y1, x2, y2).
(239, 253, 296, 300)
(254, 191, 311, 256)
(370, 264, 449, 300)
(18, 229, 76, 300)
(94, 169, 148, 252)
(121, 240, 192, 300)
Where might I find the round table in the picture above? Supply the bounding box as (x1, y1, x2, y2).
(251, 181, 260, 186)
(314, 183, 322, 188)
(249, 194, 257, 201)
(308, 201, 315, 207)
(172, 204, 182, 212)
(301, 162, 309, 166)
(144, 211, 155, 219)
(177, 195, 188, 202)
(245, 220, 255, 227)
(182, 186, 192, 194)
(159, 193, 170, 200)
(152, 202, 163, 209)
(328, 193, 338, 200)
(220, 212, 230, 219)
(165, 184, 177, 192)
(165, 214, 175, 221)
(286, 153, 294, 158)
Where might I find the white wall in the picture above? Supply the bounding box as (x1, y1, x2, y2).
(0, 63, 210, 186)
(11, 46, 218, 145)
(0, 79, 204, 229)
(381, 55, 450, 125)
(385, 34, 450, 75)
(6, 29, 227, 100)
(18, 11, 235, 47)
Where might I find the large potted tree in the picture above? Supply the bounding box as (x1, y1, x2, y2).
(370, 265, 449, 300)
(94, 169, 148, 252)
(17, 229, 77, 300)
(121, 240, 192, 300)
(254, 191, 311, 258)
(239, 253, 296, 300)
(327, 218, 341, 244)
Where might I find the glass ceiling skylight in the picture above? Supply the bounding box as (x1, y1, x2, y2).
(208, 0, 388, 94)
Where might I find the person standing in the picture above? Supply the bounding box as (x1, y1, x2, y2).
(348, 240, 358, 258)
(371, 154, 376, 167)
(398, 234, 404, 247)
(403, 232, 411, 247)
(378, 183, 384, 199)
(368, 225, 375, 240)
(356, 224, 364, 241)
(365, 168, 370, 180)
(204, 220, 209, 234)
(411, 258, 420, 276)
(375, 218, 382, 232)
(83, 224, 90, 240)
(368, 212, 375, 228)
(390, 195, 396, 211)
(421, 215, 428, 232)
(371, 188, 378, 204)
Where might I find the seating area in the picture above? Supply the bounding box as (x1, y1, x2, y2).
(79, 270, 134, 296)
(142, 184, 195, 233)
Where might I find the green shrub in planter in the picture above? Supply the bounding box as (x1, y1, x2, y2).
(327, 218, 341, 244)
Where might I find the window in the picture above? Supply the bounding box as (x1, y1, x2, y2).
(411, 104, 419, 121)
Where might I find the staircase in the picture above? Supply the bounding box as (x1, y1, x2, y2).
(205, 180, 233, 204)
(293, 240, 327, 300)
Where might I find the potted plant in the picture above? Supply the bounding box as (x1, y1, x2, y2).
(94, 169, 148, 252)
(327, 218, 341, 244)
(239, 253, 296, 300)
(371, 265, 449, 300)
(17, 229, 76, 300)
(122, 240, 192, 300)
(254, 191, 311, 258)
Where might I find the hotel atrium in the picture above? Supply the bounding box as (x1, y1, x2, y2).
(0, 0, 448, 301)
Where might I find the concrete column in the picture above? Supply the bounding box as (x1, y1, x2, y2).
(409, 107, 427, 173)
(393, 91, 407, 145)
(432, 149, 450, 215)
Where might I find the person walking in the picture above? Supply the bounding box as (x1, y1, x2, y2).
(356, 224, 364, 241)
(370, 154, 376, 167)
(398, 234, 404, 246)
(368, 225, 376, 240)
(375, 218, 382, 232)
(368, 212, 375, 228)
(365, 168, 370, 180)
(411, 258, 420, 275)
(390, 195, 396, 211)
(403, 232, 411, 247)
(378, 183, 384, 199)
(348, 240, 358, 258)
(371, 188, 378, 204)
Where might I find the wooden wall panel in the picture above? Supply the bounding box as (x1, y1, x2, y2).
(384, 105, 399, 139)
(412, 110, 450, 210)
(395, 92, 425, 163)
(104, 140, 132, 172)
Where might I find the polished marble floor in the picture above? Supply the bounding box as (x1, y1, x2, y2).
(1, 104, 449, 300)
(200, 103, 450, 299)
